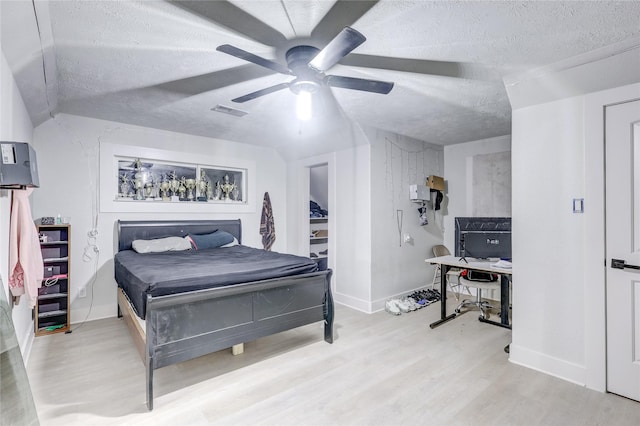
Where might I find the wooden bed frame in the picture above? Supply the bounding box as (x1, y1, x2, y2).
(115, 219, 334, 410)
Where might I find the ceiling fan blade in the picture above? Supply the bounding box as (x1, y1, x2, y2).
(157, 65, 276, 96)
(308, 27, 366, 72)
(325, 75, 394, 94)
(232, 82, 290, 103)
(340, 54, 500, 81)
(310, 0, 379, 45)
(173, 1, 286, 47)
(217, 45, 292, 75)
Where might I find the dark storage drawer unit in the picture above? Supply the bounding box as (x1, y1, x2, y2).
(34, 224, 71, 335)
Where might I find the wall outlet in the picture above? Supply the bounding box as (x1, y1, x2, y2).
(78, 287, 87, 298)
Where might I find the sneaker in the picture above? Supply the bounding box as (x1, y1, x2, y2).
(385, 300, 401, 316)
(405, 297, 419, 310)
(403, 297, 419, 311)
(425, 289, 440, 302)
(408, 292, 424, 302)
(393, 298, 410, 313)
(415, 297, 427, 306)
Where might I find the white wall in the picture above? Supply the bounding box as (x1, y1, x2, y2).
(367, 127, 444, 309)
(334, 144, 372, 309)
(510, 97, 586, 382)
(31, 113, 287, 323)
(503, 41, 640, 392)
(510, 80, 640, 390)
(443, 135, 512, 253)
(309, 165, 328, 209)
(288, 125, 445, 313)
(288, 131, 373, 312)
(0, 51, 36, 357)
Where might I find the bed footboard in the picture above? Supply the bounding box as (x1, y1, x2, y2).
(142, 269, 333, 410)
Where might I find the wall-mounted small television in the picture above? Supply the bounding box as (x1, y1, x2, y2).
(454, 217, 512, 260)
(0, 142, 39, 189)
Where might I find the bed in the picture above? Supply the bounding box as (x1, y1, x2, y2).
(114, 219, 334, 410)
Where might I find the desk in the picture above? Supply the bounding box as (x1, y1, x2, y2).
(425, 255, 512, 329)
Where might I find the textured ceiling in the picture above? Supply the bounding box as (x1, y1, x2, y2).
(2, 1, 640, 156)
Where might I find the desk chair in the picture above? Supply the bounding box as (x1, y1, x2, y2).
(454, 276, 501, 320)
(431, 245, 465, 300)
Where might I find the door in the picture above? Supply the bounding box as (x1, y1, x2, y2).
(606, 99, 640, 401)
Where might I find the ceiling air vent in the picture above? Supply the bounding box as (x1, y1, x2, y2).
(211, 104, 248, 117)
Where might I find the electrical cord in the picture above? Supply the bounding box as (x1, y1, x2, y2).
(83, 227, 99, 262)
(43, 276, 59, 287)
(397, 209, 403, 247)
(67, 249, 98, 334)
(68, 225, 100, 334)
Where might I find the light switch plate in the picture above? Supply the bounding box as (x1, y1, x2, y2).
(573, 198, 584, 213)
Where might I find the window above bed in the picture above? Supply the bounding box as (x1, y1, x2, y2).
(100, 143, 256, 214)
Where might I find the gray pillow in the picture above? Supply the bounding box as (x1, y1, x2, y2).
(188, 230, 235, 250)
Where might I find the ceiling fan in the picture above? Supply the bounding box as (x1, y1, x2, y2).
(216, 26, 394, 106)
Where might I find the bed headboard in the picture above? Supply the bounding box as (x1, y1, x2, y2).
(117, 219, 242, 252)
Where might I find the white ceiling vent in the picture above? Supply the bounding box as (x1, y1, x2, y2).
(211, 104, 248, 117)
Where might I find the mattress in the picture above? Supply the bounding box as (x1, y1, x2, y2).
(114, 245, 318, 319)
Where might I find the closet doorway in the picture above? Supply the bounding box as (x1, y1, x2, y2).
(309, 164, 329, 270)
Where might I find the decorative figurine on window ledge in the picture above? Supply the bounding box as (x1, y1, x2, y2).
(119, 173, 131, 198)
(185, 178, 196, 201)
(133, 158, 145, 200)
(197, 169, 210, 201)
(169, 171, 180, 198)
(219, 174, 237, 201)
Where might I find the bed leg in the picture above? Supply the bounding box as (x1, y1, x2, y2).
(324, 271, 334, 344)
(146, 357, 154, 411)
(324, 310, 334, 344)
(231, 343, 244, 355)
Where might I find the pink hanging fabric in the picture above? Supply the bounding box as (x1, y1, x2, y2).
(8, 189, 44, 307)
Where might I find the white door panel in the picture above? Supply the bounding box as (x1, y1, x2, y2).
(606, 99, 640, 401)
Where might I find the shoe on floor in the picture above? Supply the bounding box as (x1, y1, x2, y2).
(385, 300, 401, 316)
(403, 297, 420, 311)
(393, 298, 410, 313)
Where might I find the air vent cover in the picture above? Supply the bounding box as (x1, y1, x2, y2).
(211, 104, 248, 117)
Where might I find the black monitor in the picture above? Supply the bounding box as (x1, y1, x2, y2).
(454, 217, 512, 260)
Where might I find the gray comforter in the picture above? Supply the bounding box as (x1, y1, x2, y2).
(114, 245, 318, 319)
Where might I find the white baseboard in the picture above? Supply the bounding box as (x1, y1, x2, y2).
(20, 320, 35, 367)
(334, 292, 372, 313)
(509, 343, 587, 387)
(70, 304, 117, 325)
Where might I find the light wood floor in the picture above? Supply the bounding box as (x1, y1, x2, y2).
(27, 299, 640, 425)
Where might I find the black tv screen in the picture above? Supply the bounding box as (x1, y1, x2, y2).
(454, 217, 512, 260)
(461, 231, 511, 259)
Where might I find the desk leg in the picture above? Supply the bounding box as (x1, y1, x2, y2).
(429, 264, 457, 329)
(500, 274, 510, 326)
(478, 274, 511, 329)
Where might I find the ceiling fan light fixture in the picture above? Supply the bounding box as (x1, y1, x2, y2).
(290, 78, 320, 95)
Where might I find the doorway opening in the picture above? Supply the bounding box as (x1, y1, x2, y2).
(309, 164, 329, 270)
